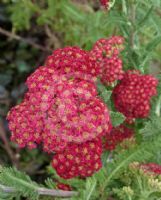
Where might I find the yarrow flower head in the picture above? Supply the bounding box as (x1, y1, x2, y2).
(113, 70, 158, 119)
(90, 36, 124, 85)
(9, 74, 111, 153)
(52, 138, 102, 179)
(7, 100, 43, 149)
(101, 57, 123, 85)
(104, 124, 134, 151)
(90, 37, 124, 62)
(45, 46, 100, 79)
(26, 68, 111, 153)
(43, 95, 111, 153)
(8, 46, 111, 158)
(8, 39, 159, 181)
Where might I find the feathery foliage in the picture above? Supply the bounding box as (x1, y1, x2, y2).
(103, 133, 161, 186)
(140, 116, 161, 141)
(0, 167, 39, 199)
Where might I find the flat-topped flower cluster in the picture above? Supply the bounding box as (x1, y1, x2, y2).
(7, 36, 158, 179)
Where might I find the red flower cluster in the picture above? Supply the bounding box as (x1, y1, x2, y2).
(140, 163, 161, 175)
(101, 57, 123, 85)
(104, 125, 134, 151)
(7, 39, 158, 180)
(100, 0, 109, 9)
(26, 72, 110, 153)
(45, 46, 100, 79)
(7, 46, 112, 179)
(52, 138, 102, 179)
(7, 101, 43, 149)
(90, 36, 124, 85)
(113, 70, 158, 119)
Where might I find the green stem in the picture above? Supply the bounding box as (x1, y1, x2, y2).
(86, 180, 97, 200)
(128, 195, 132, 200)
(135, 174, 143, 193)
(129, 1, 136, 48)
(155, 94, 161, 116)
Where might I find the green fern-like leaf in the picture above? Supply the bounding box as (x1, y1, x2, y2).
(45, 178, 56, 189)
(83, 177, 97, 200)
(0, 167, 39, 199)
(140, 116, 161, 140)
